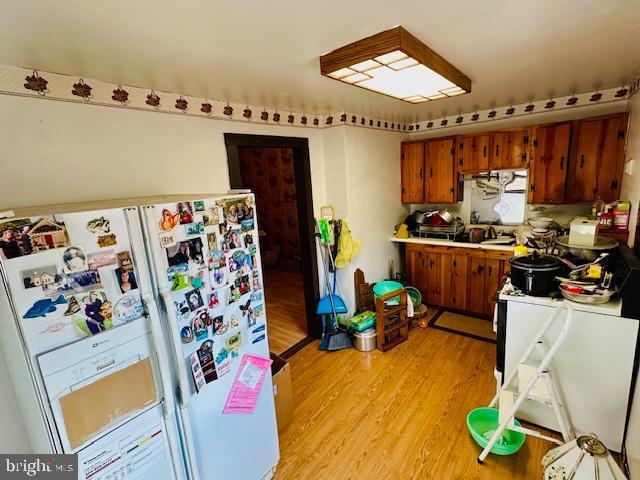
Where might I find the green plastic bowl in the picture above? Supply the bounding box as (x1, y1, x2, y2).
(466, 407, 526, 456)
(405, 286, 422, 309)
(373, 280, 404, 305)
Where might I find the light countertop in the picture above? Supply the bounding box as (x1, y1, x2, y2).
(499, 291, 624, 316)
(390, 236, 514, 252)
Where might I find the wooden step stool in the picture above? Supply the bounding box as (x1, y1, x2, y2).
(375, 289, 409, 352)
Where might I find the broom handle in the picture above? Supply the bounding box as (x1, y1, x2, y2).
(316, 222, 339, 325)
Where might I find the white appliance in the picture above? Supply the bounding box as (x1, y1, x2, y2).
(0, 205, 185, 479)
(139, 193, 279, 480)
(495, 293, 639, 452)
(0, 194, 280, 480)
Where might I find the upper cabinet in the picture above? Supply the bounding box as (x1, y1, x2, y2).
(567, 113, 629, 203)
(457, 133, 491, 173)
(528, 123, 571, 204)
(401, 142, 425, 204)
(426, 137, 458, 203)
(492, 128, 531, 170)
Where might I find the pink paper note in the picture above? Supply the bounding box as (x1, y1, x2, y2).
(223, 354, 272, 414)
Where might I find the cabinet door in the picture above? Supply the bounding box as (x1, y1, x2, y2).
(567, 119, 601, 202)
(492, 129, 530, 170)
(439, 253, 452, 308)
(405, 248, 421, 291)
(426, 138, 457, 203)
(467, 256, 486, 315)
(458, 134, 491, 173)
(483, 258, 504, 317)
(401, 142, 425, 204)
(595, 114, 628, 202)
(528, 123, 571, 204)
(425, 252, 442, 306)
(450, 254, 468, 310)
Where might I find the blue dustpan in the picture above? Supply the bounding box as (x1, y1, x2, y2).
(317, 295, 348, 315)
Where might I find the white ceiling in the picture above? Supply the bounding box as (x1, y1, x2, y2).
(1, 0, 639, 121)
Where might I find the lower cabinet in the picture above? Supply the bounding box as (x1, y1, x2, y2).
(405, 244, 511, 318)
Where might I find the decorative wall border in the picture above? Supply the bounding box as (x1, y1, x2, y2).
(0, 64, 631, 135)
(0, 64, 409, 132)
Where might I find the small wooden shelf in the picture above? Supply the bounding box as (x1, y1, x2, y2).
(375, 289, 409, 352)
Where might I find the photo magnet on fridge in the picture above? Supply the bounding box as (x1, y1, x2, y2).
(21, 266, 60, 289)
(202, 206, 220, 227)
(174, 299, 191, 321)
(206, 232, 218, 251)
(167, 238, 204, 267)
(115, 267, 138, 294)
(0, 217, 69, 260)
(218, 196, 255, 232)
(193, 200, 205, 212)
(181, 325, 194, 344)
(113, 293, 144, 324)
(87, 250, 117, 269)
(186, 221, 204, 236)
(117, 251, 134, 273)
(86, 216, 111, 234)
(159, 208, 180, 231)
(185, 288, 204, 311)
(190, 353, 206, 392)
(192, 314, 208, 341)
(221, 229, 241, 253)
(73, 290, 113, 335)
(62, 246, 88, 274)
(159, 233, 177, 248)
(197, 340, 218, 383)
(43, 269, 102, 297)
(178, 202, 194, 225)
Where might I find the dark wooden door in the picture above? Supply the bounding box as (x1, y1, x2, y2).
(426, 138, 457, 203)
(425, 252, 442, 306)
(492, 129, 530, 170)
(528, 123, 571, 204)
(401, 142, 425, 204)
(450, 254, 468, 310)
(467, 255, 486, 315)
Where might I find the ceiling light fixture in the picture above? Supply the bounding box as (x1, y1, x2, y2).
(320, 26, 471, 104)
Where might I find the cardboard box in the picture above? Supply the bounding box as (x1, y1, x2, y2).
(270, 353, 293, 434)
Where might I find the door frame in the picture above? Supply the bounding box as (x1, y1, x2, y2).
(224, 133, 321, 339)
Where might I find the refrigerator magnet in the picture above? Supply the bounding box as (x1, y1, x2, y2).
(252, 324, 265, 334)
(208, 292, 219, 308)
(113, 294, 144, 324)
(62, 246, 88, 274)
(252, 334, 266, 344)
(86, 216, 111, 234)
(20, 265, 59, 290)
(230, 314, 239, 328)
(159, 208, 179, 231)
(174, 299, 190, 321)
(159, 233, 176, 249)
(197, 308, 213, 327)
(22, 295, 68, 319)
(193, 200, 205, 212)
(181, 325, 194, 343)
(250, 292, 262, 302)
(202, 206, 221, 227)
(190, 270, 205, 290)
(167, 238, 205, 267)
(190, 352, 206, 392)
(115, 268, 138, 294)
(192, 315, 208, 341)
(171, 272, 190, 291)
(0, 217, 70, 260)
(97, 233, 118, 248)
(243, 232, 254, 248)
(185, 221, 204, 236)
(215, 322, 229, 336)
(251, 271, 262, 291)
(212, 315, 224, 333)
(177, 202, 194, 225)
(87, 250, 117, 269)
(197, 340, 218, 384)
(185, 289, 204, 311)
(116, 251, 134, 273)
(73, 290, 113, 335)
(225, 332, 243, 356)
(209, 267, 227, 288)
(253, 304, 264, 321)
(206, 232, 218, 251)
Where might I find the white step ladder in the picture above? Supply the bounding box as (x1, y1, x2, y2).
(478, 301, 576, 463)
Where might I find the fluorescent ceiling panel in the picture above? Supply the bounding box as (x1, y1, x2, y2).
(355, 65, 456, 99)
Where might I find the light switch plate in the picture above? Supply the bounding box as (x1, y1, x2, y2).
(624, 158, 634, 176)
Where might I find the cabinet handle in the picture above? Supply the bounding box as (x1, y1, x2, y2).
(477, 265, 484, 274)
(487, 265, 492, 276)
(419, 168, 423, 179)
(459, 158, 464, 166)
(521, 152, 527, 164)
(483, 145, 487, 157)
(495, 144, 499, 157)
(453, 259, 457, 268)
(580, 154, 585, 168)
(559, 156, 564, 170)
(450, 187, 454, 194)
(430, 167, 433, 177)
(401, 187, 405, 194)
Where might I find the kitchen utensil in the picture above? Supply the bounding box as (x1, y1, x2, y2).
(413, 210, 436, 225)
(466, 408, 526, 456)
(542, 434, 628, 479)
(469, 228, 486, 243)
(509, 252, 564, 296)
(556, 235, 618, 261)
(559, 285, 615, 304)
(373, 280, 403, 305)
(437, 209, 455, 225)
(404, 286, 422, 309)
(481, 237, 515, 245)
(486, 226, 497, 240)
(528, 217, 554, 229)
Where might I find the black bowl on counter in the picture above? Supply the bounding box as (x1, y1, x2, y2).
(509, 252, 565, 296)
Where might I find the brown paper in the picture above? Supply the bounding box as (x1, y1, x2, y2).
(60, 357, 157, 449)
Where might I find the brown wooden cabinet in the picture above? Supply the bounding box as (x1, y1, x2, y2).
(528, 122, 571, 204)
(567, 113, 628, 203)
(492, 128, 531, 170)
(404, 244, 511, 318)
(426, 137, 458, 203)
(457, 133, 491, 173)
(401, 142, 425, 204)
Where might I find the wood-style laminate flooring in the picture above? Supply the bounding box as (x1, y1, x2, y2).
(276, 326, 560, 480)
(265, 269, 308, 355)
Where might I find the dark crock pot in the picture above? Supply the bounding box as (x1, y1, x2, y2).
(509, 253, 563, 296)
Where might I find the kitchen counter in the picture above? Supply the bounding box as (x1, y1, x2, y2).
(390, 236, 514, 252)
(499, 290, 624, 316)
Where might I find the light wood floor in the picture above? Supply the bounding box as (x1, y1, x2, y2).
(265, 269, 308, 355)
(276, 326, 560, 480)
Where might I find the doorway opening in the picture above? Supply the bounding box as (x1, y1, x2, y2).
(224, 134, 320, 357)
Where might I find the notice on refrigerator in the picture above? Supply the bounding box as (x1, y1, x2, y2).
(223, 354, 272, 414)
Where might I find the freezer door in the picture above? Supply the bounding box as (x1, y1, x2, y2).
(141, 194, 279, 480)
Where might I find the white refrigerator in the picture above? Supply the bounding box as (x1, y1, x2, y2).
(0, 204, 186, 480)
(0, 194, 280, 480)
(139, 193, 279, 480)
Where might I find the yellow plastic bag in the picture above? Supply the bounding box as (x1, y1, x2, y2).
(335, 219, 363, 268)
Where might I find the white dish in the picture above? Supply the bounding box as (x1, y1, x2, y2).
(529, 217, 554, 229)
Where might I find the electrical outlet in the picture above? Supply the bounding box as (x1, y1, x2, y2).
(624, 158, 634, 176)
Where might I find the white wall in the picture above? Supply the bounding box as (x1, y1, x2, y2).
(624, 92, 640, 480)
